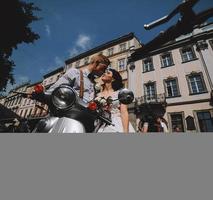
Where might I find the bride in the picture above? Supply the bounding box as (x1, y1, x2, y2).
(96, 68, 135, 133)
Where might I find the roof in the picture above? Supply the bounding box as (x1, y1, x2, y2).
(65, 32, 136, 65)
(28, 81, 42, 88)
(43, 67, 64, 79)
(10, 82, 30, 93)
(130, 22, 213, 62)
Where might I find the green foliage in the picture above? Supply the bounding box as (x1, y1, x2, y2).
(0, 0, 41, 92)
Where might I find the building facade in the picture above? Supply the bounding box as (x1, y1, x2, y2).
(0, 96, 6, 105)
(129, 23, 213, 132)
(2, 66, 65, 122)
(3, 83, 30, 117)
(42, 67, 65, 90)
(17, 81, 46, 119)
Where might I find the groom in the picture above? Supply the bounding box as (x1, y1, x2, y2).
(47, 54, 110, 102)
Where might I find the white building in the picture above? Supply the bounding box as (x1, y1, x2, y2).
(129, 23, 213, 132)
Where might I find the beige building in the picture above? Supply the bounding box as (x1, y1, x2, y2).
(42, 67, 65, 90)
(17, 81, 46, 119)
(2, 66, 65, 122)
(5, 66, 65, 119)
(0, 95, 6, 105)
(3, 83, 30, 117)
(65, 33, 141, 88)
(2, 81, 44, 120)
(129, 23, 213, 132)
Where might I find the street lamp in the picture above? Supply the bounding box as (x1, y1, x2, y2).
(128, 46, 136, 72)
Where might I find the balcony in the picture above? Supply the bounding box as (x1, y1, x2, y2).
(135, 93, 167, 106)
(210, 90, 213, 106)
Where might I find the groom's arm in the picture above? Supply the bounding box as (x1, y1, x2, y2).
(46, 68, 79, 94)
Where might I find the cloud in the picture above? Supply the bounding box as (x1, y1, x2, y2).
(17, 75, 30, 83)
(45, 25, 51, 37)
(39, 68, 46, 74)
(68, 47, 79, 57)
(68, 34, 92, 58)
(39, 57, 63, 75)
(76, 34, 91, 50)
(4, 75, 30, 94)
(55, 56, 64, 66)
(5, 84, 14, 94)
(39, 66, 55, 75)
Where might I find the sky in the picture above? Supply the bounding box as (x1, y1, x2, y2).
(7, 0, 213, 93)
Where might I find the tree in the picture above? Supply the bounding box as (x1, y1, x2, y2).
(0, 0, 40, 92)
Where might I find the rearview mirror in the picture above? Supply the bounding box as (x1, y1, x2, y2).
(118, 88, 134, 105)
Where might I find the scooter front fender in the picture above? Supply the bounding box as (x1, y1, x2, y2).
(49, 117, 86, 133)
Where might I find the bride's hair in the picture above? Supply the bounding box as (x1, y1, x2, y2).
(101, 69, 124, 92)
(109, 69, 124, 91)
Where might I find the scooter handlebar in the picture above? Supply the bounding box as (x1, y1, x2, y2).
(144, 15, 168, 30)
(144, 0, 199, 30)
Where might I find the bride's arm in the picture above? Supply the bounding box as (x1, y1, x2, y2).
(120, 104, 129, 133)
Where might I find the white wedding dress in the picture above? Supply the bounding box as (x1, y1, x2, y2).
(97, 91, 135, 133)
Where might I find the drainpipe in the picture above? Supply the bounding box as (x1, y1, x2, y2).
(196, 40, 213, 89)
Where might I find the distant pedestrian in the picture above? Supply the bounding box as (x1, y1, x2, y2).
(138, 117, 149, 133)
(173, 126, 181, 132)
(155, 116, 169, 132)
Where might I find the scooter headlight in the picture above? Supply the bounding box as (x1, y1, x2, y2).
(52, 85, 76, 110)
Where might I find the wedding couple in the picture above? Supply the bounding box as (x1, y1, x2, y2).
(47, 54, 135, 133)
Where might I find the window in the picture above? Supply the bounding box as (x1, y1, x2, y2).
(23, 98, 27, 106)
(8, 99, 11, 107)
(161, 53, 174, 68)
(27, 99, 30, 105)
(29, 109, 33, 117)
(4, 101, 8, 107)
(197, 111, 213, 132)
(57, 74, 61, 80)
(186, 116, 196, 130)
(11, 98, 15, 106)
(9, 98, 13, 106)
(143, 58, 154, 72)
(34, 108, 38, 116)
(120, 43, 126, 52)
(9, 99, 13, 107)
(118, 58, 126, 71)
(75, 60, 80, 68)
(187, 73, 207, 94)
(170, 113, 185, 132)
(25, 109, 29, 118)
(15, 97, 19, 105)
(165, 78, 180, 97)
(180, 47, 196, 62)
(209, 40, 213, 50)
(18, 96, 22, 104)
(144, 82, 156, 101)
(19, 110, 23, 117)
(22, 110, 26, 118)
(84, 57, 89, 65)
(108, 48, 114, 56)
(49, 77, 53, 83)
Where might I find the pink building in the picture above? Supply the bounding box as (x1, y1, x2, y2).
(129, 23, 213, 132)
